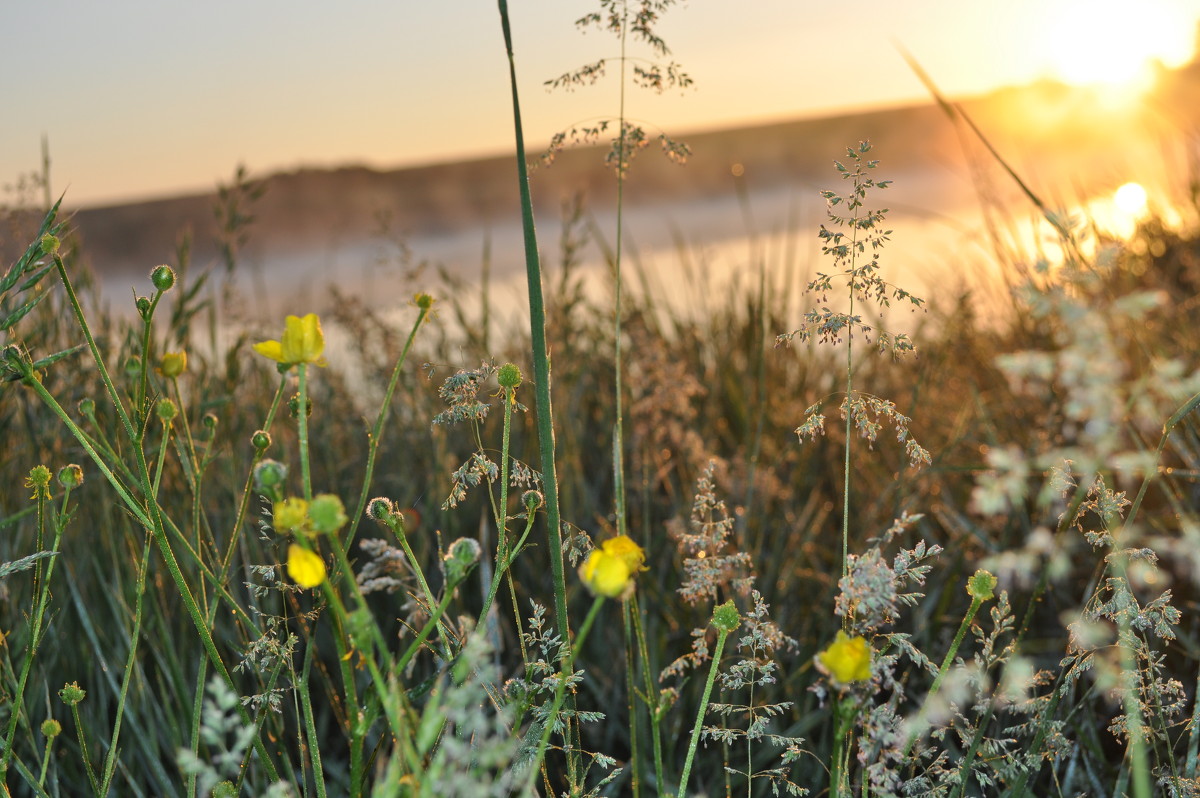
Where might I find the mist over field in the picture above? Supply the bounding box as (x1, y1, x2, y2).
(7, 58, 1197, 321)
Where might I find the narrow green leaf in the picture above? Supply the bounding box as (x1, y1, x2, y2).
(17, 262, 55, 293)
(31, 344, 86, 371)
(0, 291, 48, 331)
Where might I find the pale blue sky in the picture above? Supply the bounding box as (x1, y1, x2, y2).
(2, 0, 1196, 206)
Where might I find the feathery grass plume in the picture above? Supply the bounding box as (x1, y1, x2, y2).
(777, 143, 928, 582)
(667, 460, 753, 606)
(703, 592, 808, 796)
(542, 0, 693, 175)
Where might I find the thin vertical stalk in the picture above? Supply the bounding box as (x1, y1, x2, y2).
(496, 0, 570, 642)
(344, 302, 430, 548)
(297, 364, 312, 502)
(612, 0, 629, 540)
(677, 626, 732, 798)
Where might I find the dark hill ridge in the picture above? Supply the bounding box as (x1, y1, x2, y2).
(56, 100, 961, 278)
(3, 59, 1198, 280)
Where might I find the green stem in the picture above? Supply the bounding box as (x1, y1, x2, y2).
(135, 289, 165, 427)
(676, 625, 732, 798)
(902, 595, 985, 759)
(298, 632, 328, 798)
(69, 700, 100, 796)
(344, 303, 430, 548)
(51, 257, 281, 782)
(101, 533, 153, 795)
(612, 0, 629, 541)
(623, 602, 641, 798)
(497, 0, 570, 645)
(1, 487, 52, 772)
(1109, 546, 1152, 798)
(395, 531, 453, 660)
(297, 364, 312, 502)
(631, 594, 666, 795)
(523, 595, 607, 795)
(476, 509, 536, 634)
(37, 733, 53, 790)
(395, 587, 457, 675)
(829, 695, 856, 798)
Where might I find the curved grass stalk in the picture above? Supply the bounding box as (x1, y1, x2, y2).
(344, 301, 431, 548)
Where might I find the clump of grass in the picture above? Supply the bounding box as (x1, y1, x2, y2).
(2, 5, 1200, 796)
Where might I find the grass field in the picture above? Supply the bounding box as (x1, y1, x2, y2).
(3, 4, 1200, 797)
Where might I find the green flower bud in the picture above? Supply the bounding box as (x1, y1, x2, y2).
(2, 344, 24, 368)
(150, 264, 176, 292)
(124, 355, 141, 381)
(59, 682, 86, 707)
(135, 296, 152, 320)
(497, 363, 522, 389)
(202, 412, 218, 432)
(414, 292, 434, 310)
(56, 464, 84, 490)
(40, 719, 62, 738)
(39, 233, 60, 255)
(253, 459, 287, 496)
(967, 569, 998, 602)
(156, 398, 178, 422)
(25, 465, 52, 501)
(309, 494, 348, 534)
(444, 537, 481, 587)
(251, 430, 271, 451)
(712, 600, 740, 633)
(77, 397, 96, 417)
(212, 783, 237, 798)
(366, 496, 395, 522)
(522, 490, 544, 511)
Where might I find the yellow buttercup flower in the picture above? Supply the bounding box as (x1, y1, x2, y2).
(158, 351, 187, 378)
(287, 544, 326, 588)
(601, 534, 646, 574)
(580, 547, 633, 599)
(273, 497, 309, 532)
(253, 313, 327, 367)
(818, 631, 872, 685)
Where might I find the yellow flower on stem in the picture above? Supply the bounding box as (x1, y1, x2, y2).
(253, 313, 327, 367)
(157, 351, 187, 378)
(601, 534, 646, 574)
(580, 549, 631, 598)
(287, 543, 326, 588)
(818, 630, 872, 686)
(273, 497, 309, 532)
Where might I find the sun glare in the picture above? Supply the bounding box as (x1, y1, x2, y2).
(1113, 182, 1148, 217)
(1041, 0, 1197, 91)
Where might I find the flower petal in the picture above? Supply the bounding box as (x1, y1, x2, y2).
(580, 549, 632, 598)
(253, 340, 285, 362)
(287, 544, 326, 588)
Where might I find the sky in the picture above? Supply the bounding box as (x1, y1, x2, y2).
(2, 0, 1198, 208)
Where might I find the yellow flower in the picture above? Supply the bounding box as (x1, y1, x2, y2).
(579, 548, 633, 599)
(158, 351, 187, 378)
(253, 313, 327, 367)
(287, 544, 326, 588)
(273, 497, 309, 532)
(601, 534, 645, 573)
(818, 631, 872, 685)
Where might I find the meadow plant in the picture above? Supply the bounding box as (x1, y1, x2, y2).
(2, 6, 1200, 797)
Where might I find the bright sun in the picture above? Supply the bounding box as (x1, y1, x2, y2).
(1041, 0, 1197, 89)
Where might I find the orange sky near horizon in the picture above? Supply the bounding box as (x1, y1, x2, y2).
(1, 0, 1197, 208)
